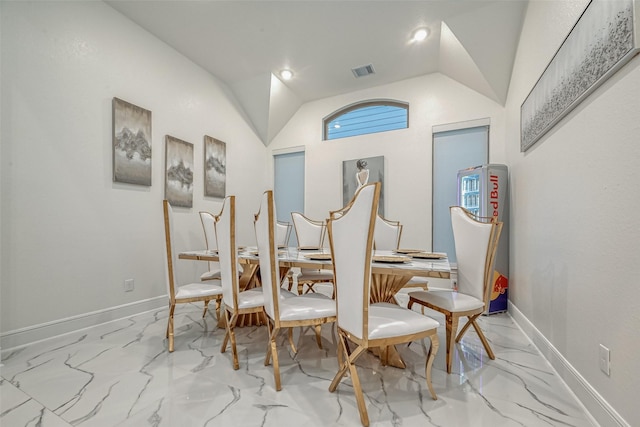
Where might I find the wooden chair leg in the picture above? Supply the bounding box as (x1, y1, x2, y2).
(220, 309, 231, 353)
(297, 281, 304, 295)
(329, 334, 351, 392)
(425, 334, 439, 400)
(167, 304, 176, 352)
(268, 326, 282, 391)
(228, 313, 240, 370)
(445, 314, 459, 373)
(221, 309, 241, 370)
(202, 300, 210, 318)
(347, 346, 369, 427)
(264, 320, 274, 366)
(288, 328, 297, 354)
(455, 315, 475, 342)
(214, 297, 221, 321)
(287, 270, 295, 291)
(470, 316, 495, 359)
(314, 324, 323, 349)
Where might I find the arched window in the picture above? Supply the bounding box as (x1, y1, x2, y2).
(323, 100, 409, 140)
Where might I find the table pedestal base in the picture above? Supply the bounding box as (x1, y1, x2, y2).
(369, 273, 418, 369)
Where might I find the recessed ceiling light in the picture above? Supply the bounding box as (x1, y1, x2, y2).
(280, 69, 293, 80)
(412, 28, 429, 42)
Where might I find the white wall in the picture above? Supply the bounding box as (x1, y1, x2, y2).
(269, 73, 507, 251)
(505, 1, 640, 426)
(0, 2, 268, 338)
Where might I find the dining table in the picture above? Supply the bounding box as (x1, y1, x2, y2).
(179, 246, 451, 368)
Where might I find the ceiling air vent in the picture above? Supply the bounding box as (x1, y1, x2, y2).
(351, 64, 376, 78)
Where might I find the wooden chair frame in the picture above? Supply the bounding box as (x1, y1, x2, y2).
(291, 211, 327, 249)
(291, 212, 333, 294)
(163, 200, 221, 352)
(215, 196, 267, 370)
(373, 214, 403, 250)
(256, 192, 336, 391)
(276, 220, 293, 247)
(408, 207, 502, 373)
(327, 183, 438, 426)
(198, 210, 221, 281)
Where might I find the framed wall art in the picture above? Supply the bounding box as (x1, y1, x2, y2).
(521, 0, 639, 152)
(112, 97, 152, 185)
(165, 135, 194, 208)
(203, 136, 226, 198)
(342, 155, 384, 215)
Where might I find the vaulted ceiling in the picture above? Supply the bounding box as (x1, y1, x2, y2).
(107, 1, 528, 145)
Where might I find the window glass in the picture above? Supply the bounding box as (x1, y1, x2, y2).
(324, 101, 408, 140)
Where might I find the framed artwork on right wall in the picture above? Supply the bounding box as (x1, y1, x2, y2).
(521, 0, 640, 152)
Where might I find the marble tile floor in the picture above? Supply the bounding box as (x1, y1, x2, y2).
(1, 287, 596, 427)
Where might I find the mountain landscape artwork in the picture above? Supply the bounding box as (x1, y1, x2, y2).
(165, 135, 194, 208)
(204, 136, 226, 198)
(112, 97, 152, 185)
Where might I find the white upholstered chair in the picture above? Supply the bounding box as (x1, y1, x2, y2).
(291, 211, 326, 249)
(291, 212, 334, 294)
(215, 196, 268, 370)
(276, 220, 292, 247)
(276, 220, 293, 288)
(408, 206, 502, 373)
(373, 215, 402, 250)
(371, 214, 428, 290)
(327, 183, 439, 426)
(198, 211, 221, 281)
(255, 191, 336, 391)
(163, 200, 223, 352)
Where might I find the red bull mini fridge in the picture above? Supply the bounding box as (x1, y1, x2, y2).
(457, 164, 509, 314)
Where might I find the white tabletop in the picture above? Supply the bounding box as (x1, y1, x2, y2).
(180, 247, 450, 279)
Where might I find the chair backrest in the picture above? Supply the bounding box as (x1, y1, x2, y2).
(199, 211, 218, 251)
(291, 212, 326, 248)
(276, 221, 292, 247)
(215, 196, 240, 310)
(254, 191, 282, 323)
(373, 215, 402, 250)
(162, 200, 177, 303)
(450, 206, 503, 305)
(327, 183, 380, 341)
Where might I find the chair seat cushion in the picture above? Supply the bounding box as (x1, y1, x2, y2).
(368, 303, 439, 340)
(200, 270, 221, 281)
(237, 288, 264, 309)
(175, 282, 223, 300)
(278, 294, 336, 321)
(297, 269, 334, 282)
(237, 288, 296, 309)
(409, 290, 484, 313)
(280, 288, 297, 299)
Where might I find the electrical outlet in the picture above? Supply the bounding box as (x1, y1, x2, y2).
(599, 344, 610, 376)
(124, 279, 134, 292)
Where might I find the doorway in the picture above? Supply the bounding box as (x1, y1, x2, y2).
(274, 150, 305, 247)
(432, 124, 488, 263)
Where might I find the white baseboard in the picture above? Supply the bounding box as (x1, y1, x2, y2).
(508, 301, 629, 427)
(0, 296, 167, 352)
